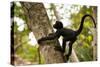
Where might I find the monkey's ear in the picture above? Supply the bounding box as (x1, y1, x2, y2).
(53, 21, 63, 29)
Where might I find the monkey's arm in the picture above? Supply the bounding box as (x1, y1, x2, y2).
(38, 32, 60, 44)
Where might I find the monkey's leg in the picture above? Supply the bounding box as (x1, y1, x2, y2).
(66, 38, 76, 61)
(62, 39, 66, 54)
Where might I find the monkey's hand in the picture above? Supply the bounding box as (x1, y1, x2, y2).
(38, 39, 43, 44)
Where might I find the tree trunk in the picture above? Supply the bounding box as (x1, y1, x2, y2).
(21, 2, 65, 64)
(92, 7, 97, 61)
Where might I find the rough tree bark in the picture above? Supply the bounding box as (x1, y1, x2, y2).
(21, 2, 65, 64)
(92, 7, 97, 61)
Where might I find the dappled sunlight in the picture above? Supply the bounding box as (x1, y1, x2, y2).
(28, 32, 38, 46)
(14, 16, 25, 31)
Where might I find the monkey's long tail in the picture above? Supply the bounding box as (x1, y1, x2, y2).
(75, 14, 96, 36)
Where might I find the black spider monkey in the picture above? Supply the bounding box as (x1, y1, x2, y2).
(38, 14, 96, 61)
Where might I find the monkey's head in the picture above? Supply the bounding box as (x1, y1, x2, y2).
(53, 21, 63, 29)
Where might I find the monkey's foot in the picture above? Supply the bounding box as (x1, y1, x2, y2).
(65, 54, 70, 62)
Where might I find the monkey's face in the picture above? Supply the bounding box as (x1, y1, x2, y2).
(53, 21, 63, 29)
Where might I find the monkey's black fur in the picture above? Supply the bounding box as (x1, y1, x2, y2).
(38, 14, 96, 62)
